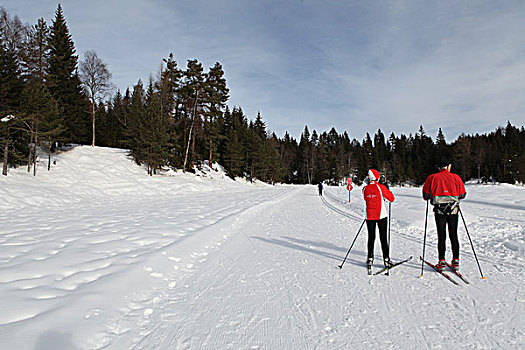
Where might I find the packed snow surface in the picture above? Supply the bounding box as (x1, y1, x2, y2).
(0, 146, 523, 349)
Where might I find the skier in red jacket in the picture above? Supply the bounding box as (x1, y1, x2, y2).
(363, 169, 395, 270)
(422, 157, 466, 271)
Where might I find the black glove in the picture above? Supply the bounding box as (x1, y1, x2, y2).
(379, 175, 389, 189)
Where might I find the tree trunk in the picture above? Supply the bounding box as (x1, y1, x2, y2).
(33, 115, 39, 176)
(91, 98, 96, 147)
(183, 93, 199, 172)
(306, 158, 311, 184)
(209, 139, 213, 166)
(191, 121, 196, 169)
(48, 142, 52, 171)
(27, 129, 34, 173)
(2, 127, 9, 176)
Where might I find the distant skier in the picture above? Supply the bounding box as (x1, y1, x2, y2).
(318, 182, 323, 196)
(422, 157, 466, 271)
(363, 169, 395, 270)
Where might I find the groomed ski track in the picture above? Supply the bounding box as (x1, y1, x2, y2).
(110, 185, 523, 350)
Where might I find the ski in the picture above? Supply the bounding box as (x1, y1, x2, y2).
(446, 263, 469, 284)
(419, 256, 459, 285)
(374, 256, 413, 276)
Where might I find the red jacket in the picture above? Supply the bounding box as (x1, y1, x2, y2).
(422, 169, 466, 207)
(363, 181, 395, 220)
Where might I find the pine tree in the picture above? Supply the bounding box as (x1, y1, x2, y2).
(160, 53, 182, 120)
(96, 93, 126, 148)
(223, 128, 244, 177)
(249, 112, 271, 181)
(435, 128, 447, 158)
(24, 18, 49, 83)
(278, 131, 299, 183)
(143, 79, 168, 175)
(452, 133, 472, 181)
(296, 125, 312, 183)
(19, 81, 62, 175)
(0, 37, 25, 175)
(374, 129, 389, 175)
(125, 80, 146, 163)
(204, 62, 229, 166)
(0, 38, 22, 114)
(180, 59, 205, 171)
(412, 125, 434, 184)
(47, 4, 89, 144)
(361, 133, 373, 173)
(221, 107, 245, 178)
(389, 133, 408, 184)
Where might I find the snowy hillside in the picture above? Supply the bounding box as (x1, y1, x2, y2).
(0, 146, 523, 349)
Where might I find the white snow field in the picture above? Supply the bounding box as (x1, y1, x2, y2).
(0, 146, 523, 349)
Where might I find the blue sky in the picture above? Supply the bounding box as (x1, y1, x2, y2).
(3, 0, 525, 141)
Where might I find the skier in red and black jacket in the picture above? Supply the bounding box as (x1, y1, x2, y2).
(363, 169, 395, 269)
(422, 157, 466, 272)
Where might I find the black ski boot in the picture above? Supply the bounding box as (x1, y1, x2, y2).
(367, 258, 373, 275)
(384, 258, 393, 269)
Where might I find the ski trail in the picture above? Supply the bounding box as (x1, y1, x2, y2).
(101, 185, 522, 349)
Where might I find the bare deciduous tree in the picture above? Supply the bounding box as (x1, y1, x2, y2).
(79, 50, 113, 146)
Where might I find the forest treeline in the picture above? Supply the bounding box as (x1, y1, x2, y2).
(1, 5, 524, 184)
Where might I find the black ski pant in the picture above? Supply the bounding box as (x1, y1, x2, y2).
(435, 213, 459, 261)
(366, 218, 388, 260)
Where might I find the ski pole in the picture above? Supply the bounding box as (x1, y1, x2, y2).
(458, 207, 486, 279)
(420, 200, 429, 277)
(387, 202, 392, 276)
(338, 219, 366, 269)
(388, 202, 392, 254)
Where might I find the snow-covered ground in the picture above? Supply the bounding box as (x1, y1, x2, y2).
(0, 146, 523, 349)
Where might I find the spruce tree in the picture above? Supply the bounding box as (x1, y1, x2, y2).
(19, 81, 62, 175)
(204, 62, 229, 165)
(47, 4, 89, 144)
(125, 80, 146, 163)
(0, 38, 25, 174)
(143, 79, 168, 175)
(180, 59, 205, 171)
(160, 53, 182, 120)
(435, 128, 447, 157)
(24, 18, 49, 83)
(297, 126, 312, 183)
(0, 39, 22, 114)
